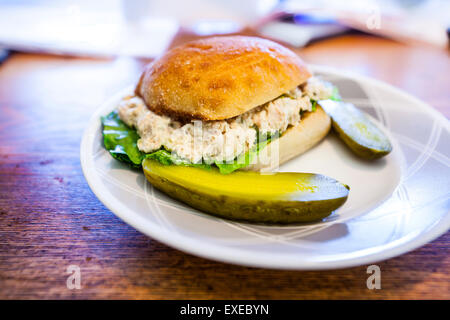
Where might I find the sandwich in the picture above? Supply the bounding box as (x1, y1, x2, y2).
(114, 36, 339, 173)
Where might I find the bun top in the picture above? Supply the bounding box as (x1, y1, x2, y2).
(136, 36, 311, 121)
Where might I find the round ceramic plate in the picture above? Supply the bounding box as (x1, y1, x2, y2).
(81, 66, 450, 270)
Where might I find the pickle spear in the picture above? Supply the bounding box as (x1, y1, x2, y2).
(143, 159, 349, 224)
(319, 100, 392, 160)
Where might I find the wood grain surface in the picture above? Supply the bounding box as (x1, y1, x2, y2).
(0, 32, 449, 299)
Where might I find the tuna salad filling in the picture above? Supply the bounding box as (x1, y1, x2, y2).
(117, 77, 335, 165)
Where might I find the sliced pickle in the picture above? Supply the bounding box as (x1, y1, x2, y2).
(319, 100, 392, 160)
(143, 159, 349, 224)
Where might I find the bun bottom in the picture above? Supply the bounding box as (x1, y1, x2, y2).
(243, 106, 331, 172)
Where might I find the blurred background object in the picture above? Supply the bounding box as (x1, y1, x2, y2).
(263, 0, 449, 48)
(0, 0, 447, 59)
(0, 48, 9, 64)
(0, 0, 179, 57)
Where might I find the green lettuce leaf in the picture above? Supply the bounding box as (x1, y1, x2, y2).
(101, 110, 144, 168)
(215, 148, 255, 175)
(310, 86, 341, 111)
(144, 149, 212, 170)
(330, 86, 341, 101)
(310, 99, 317, 112)
(214, 134, 273, 174)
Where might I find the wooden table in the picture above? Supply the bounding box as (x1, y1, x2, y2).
(0, 33, 448, 299)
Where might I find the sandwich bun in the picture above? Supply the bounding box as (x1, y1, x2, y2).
(136, 36, 311, 121)
(244, 106, 331, 172)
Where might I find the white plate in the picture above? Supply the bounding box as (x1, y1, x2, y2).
(81, 66, 450, 270)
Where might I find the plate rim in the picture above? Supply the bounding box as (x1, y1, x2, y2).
(80, 65, 450, 270)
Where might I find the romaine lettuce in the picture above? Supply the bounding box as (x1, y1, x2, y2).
(214, 133, 274, 174)
(144, 149, 212, 170)
(101, 110, 144, 168)
(330, 86, 341, 101)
